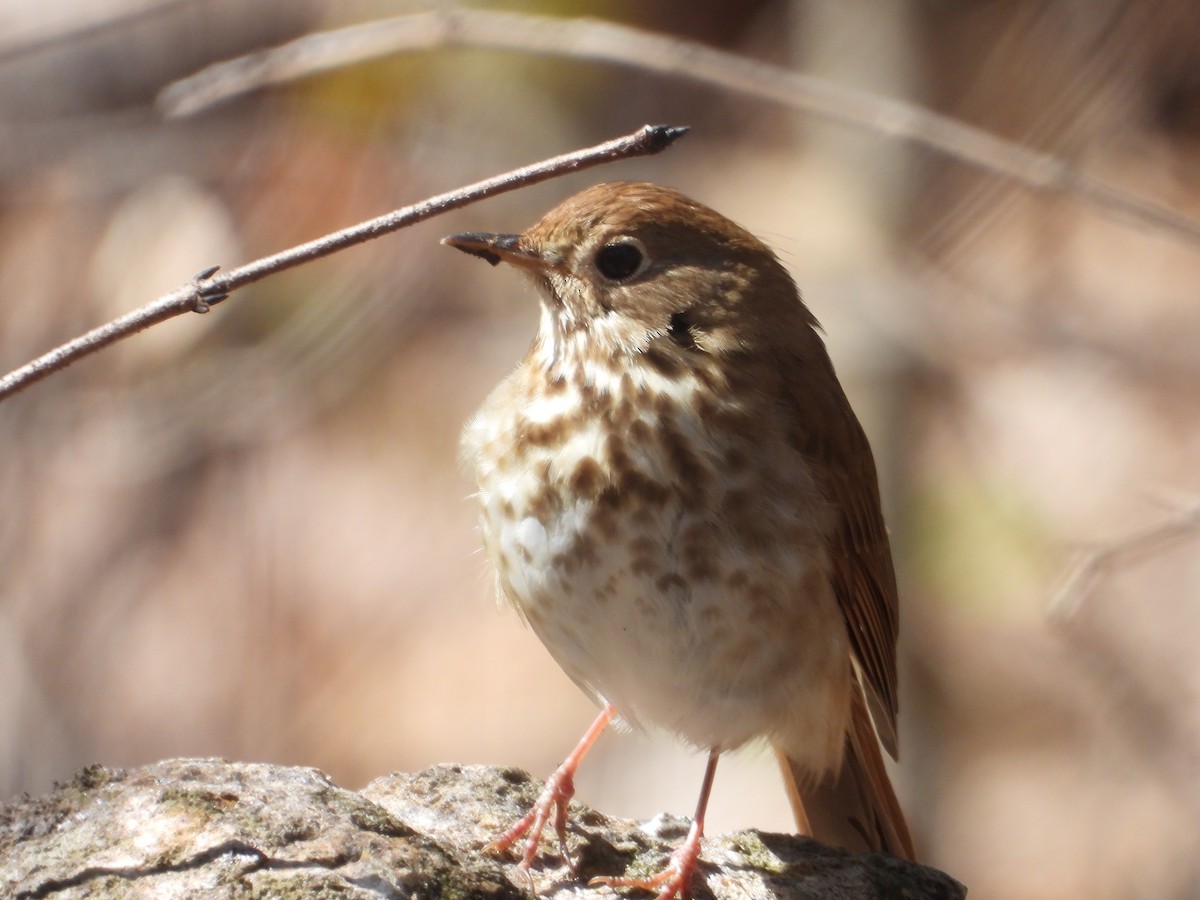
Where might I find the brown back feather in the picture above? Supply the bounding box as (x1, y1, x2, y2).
(779, 329, 901, 759)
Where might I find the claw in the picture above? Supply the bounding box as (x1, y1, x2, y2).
(590, 749, 720, 900)
(590, 818, 704, 900)
(491, 705, 616, 877)
(489, 764, 577, 871)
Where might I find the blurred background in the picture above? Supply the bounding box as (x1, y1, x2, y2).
(2, 1, 1200, 897)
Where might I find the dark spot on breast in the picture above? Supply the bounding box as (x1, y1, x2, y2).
(606, 431, 634, 471)
(643, 345, 682, 376)
(660, 419, 710, 495)
(652, 393, 676, 419)
(628, 534, 658, 559)
(567, 532, 598, 568)
(631, 555, 658, 577)
(629, 536, 660, 576)
(525, 480, 562, 520)
(680, 522, 718, 581)
(609, 397, 638, 429)
(627, 419, 653, 444)
(595, 486, 621, 513)
(691, 390, 718, 423)
(569, 456, 606, 498)
(656, 572, 688, 594)
(597, 573, 619, 601)
(606, 427, 671, 506)
(521, 419, 569, 448)
(620, 469, 671, 506)
(589, 499, 620, 540)
(692, 360, 722, 393)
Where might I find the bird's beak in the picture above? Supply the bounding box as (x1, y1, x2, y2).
(441, 232, 549, 272)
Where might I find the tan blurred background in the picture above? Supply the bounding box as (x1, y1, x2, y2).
(3, 1, 1200, 897)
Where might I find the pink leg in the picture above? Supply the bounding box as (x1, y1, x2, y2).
(592, 749, 720, 900)
(489, 703, 616, 872)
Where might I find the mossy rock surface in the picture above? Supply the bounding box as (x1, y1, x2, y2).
(1, 760, 965, 898)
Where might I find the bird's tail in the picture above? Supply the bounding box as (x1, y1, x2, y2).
(774, 686, 915, 860)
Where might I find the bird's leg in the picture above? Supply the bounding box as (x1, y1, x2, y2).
(591, 749, 720, 900)
(489, 703, 616, 872)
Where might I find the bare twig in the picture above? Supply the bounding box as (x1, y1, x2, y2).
(158, 8, 1200, 251)
(1048, 501, 1200, 621)
(0, 0, 198, 66)
(0, 123, 687, 403)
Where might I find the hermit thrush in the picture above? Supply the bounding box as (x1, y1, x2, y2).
(445, 181, 913, 899)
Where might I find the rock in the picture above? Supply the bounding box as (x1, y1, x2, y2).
(0, 759, 965, 898)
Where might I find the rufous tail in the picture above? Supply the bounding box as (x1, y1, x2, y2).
(774, 687, 915, 860)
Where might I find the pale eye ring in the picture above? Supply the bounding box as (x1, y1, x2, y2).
(594, 237, 648, 282)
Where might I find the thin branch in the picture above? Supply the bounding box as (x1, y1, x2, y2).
(1048, 500, 1200, 622)
(0, 123, 687, 403)
(158, 8, 1200, 251)
(0, 0, 198, 66)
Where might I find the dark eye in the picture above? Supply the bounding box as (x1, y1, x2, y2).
(594, 240, 646, 281)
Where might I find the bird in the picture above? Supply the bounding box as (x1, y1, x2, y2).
(444, 180, 913, 900)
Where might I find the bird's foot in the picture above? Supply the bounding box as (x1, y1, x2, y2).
(488, 762, 577, 872)
(590, 818, 704, 900)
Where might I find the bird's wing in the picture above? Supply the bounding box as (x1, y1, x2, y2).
(783, 347, 901, 758)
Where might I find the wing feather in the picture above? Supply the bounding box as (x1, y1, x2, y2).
(779, 337, 901, 758)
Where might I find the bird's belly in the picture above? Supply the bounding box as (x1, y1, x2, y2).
(466, 360, 853, 768)
(476, 449, 851, 763)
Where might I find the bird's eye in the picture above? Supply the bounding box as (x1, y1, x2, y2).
(594, 239, 646, 282)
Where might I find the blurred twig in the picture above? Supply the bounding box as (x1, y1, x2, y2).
(159, 8, 1200, 251)
(1049, 501, 1200, 621)
(1048, 499, 1200, 830)
(0, 0, 198, 66)
(0, 123, 687, 403)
